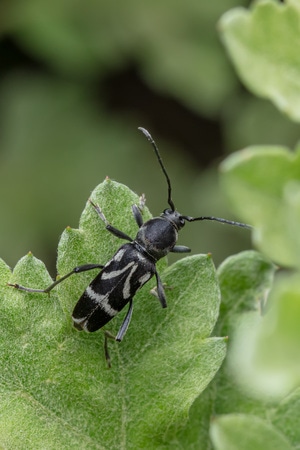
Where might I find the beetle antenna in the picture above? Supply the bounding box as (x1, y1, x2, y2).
(182, 215, 252, 229)
(138, 127, 175, 211)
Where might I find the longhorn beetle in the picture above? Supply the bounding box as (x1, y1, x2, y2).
(9, 128, 251, 366)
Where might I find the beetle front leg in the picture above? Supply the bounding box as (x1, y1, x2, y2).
(171, 245, 191, 253)
(132, 204, 143, 227)
(89, 199, 133, 242)
(132, 194, 146, 227)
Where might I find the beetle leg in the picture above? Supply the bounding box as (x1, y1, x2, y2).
(8, 263, 104, 294)
(132, 204, 143, 227)
(103, 299, 134, 368)
(171, 245, 191, 253)
(116, 299, 133, 342)
(89, 199, 133, 241)
(154, 271, 167, 308)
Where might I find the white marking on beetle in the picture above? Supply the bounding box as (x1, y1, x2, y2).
(114, 248, 126, 262)
(103, 248, 125, 271)
(122, 263, 138, 299)
(101, 261, 135, 281)
(85, 286, 118, 317)
(138, 272, 152, 286)
(73, 316, 88, 330)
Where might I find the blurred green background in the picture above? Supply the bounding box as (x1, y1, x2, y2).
(0, 0, 299, 276)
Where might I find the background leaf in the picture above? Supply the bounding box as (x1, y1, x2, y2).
(213, 251, 275, 416)
(157, 251, 277, 449)
(219, 0, 300, 121)
(228, 274, 300, 398)
(220, 144, 300, 268)
(210, 414, 294, 450)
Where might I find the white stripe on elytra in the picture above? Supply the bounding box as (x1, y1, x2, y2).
(102, 261, 139, 299)
(123, 263, 138, 299)
(72, 316, 88, 330)
(101, 261, 135, 281)
(114, 248, 126, 262)
(85, 285, 118, 317)
(138, 272, 152, 286)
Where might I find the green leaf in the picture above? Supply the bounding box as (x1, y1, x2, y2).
(219, 0, 300, 121)
(210, 414, 294, 450)
(2, 180, 225, 448)
(210, 252, 300, 447)
(214, 251, 275, 415)
(167, 387, 215, 450)
(228, 274, 300, 399)
(271, 388, 300, 447)
(217, 250, 276, 331)
(207, 255, 300, 450)
(220, 144, 300, 268)
(162, 251, 276, 449)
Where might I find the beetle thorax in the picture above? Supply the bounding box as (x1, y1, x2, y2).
(135, 217, 178, 261)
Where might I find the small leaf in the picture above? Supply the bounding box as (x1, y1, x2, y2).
(220, 144, 300, 268)
(228, 274, 300, 398)
(219, 1, 300, 121)
(210, 414, 294, 450)
(214, 251, 275, 415)
(0, 258, 13, 292)
(158, 251, 275, 449)
(9, 251, 53, 289)
(217, 250, 275, 323)
(272, 388, 300, 447)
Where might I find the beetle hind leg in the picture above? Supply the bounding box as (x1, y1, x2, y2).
(104, 330, 115, 369)
(103, 299, 134, 368)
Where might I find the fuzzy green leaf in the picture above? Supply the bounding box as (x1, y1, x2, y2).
(228, 274, 300, 399)
(216, 250, 275, 335)
(210, 414, 294, 450)
(2, 180, 225, 449)
(271, 388, 300, 447)
(220, 144, 300, 268)
(219, 0, 300, 121)
(214, 251, 275, 415)
(139, 251, 276, 449)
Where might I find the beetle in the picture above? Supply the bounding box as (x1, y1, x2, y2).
(9, 127, 251, 366)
